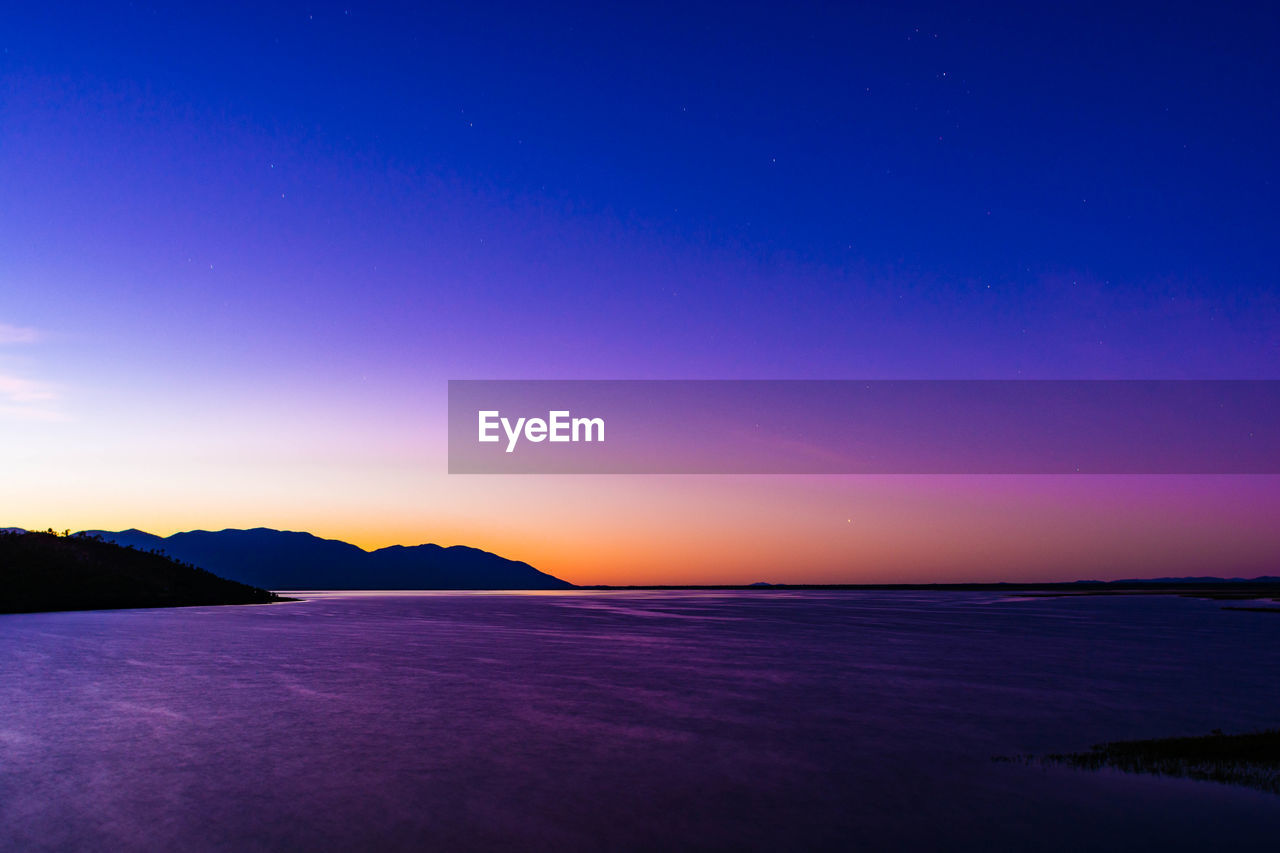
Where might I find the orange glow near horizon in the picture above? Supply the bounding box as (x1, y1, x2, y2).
(6, 462, 1279, 585)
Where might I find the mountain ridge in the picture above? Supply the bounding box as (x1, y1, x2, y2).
(72, 527, 574, 590)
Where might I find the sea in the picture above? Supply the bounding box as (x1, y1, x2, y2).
(2, 590, 1279, 851)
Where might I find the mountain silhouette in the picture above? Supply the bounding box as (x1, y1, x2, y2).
(77, 527, 574, 590)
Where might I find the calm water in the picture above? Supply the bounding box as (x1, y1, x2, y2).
(2, 591, 1279, 851)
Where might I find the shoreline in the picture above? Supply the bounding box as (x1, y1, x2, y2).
(0, 597, 300, 617)
(580, 581, 1280, 601)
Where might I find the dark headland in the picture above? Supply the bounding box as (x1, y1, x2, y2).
(0, 530, 286, 614)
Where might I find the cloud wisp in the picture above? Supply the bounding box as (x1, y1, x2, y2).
(0, 322, 64, 421)
(0, 323, 40, 345)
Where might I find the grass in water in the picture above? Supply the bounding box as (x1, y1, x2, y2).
(1026, 729, 1280, 794)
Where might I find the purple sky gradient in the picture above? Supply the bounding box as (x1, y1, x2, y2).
(2, 2, 1277, 582)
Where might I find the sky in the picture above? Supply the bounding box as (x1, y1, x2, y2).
(1, 1, 1277, 584)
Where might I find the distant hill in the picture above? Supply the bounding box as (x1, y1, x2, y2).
(0, 530, 284, 614)
(77, 527, 574, 590)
